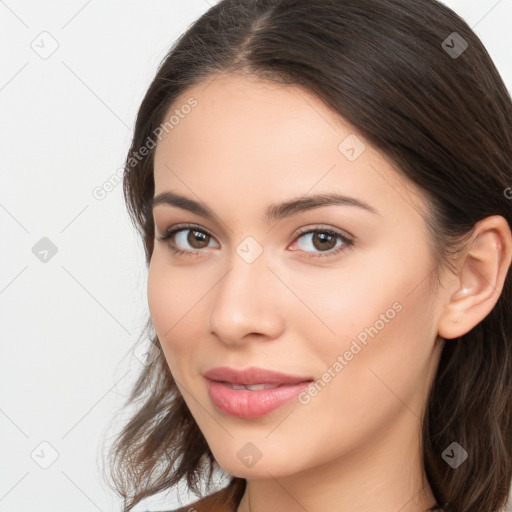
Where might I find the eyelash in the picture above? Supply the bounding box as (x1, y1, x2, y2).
(156, 223, 354, 259)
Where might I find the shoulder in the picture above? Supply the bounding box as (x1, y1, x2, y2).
(158, 479, 246, 512)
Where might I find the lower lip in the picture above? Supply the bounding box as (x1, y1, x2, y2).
(206, 378, 312, 419)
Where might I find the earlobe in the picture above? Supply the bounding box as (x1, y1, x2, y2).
(437, 215, 512, 340)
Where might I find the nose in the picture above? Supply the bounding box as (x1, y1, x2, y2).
(208, 248, 285, 346)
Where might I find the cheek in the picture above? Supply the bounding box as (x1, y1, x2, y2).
(147, 256, 171, 336)
(282, 261, 435, 470)
(147, 257, 198, 389)
(289, 240, 435, 398)
(322, 255, 434, 406)
(147, 254, 196, 354)
(147, 251, 220, 376)
(286, 245, 428, 345)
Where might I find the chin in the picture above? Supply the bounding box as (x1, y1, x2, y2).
(212, 449, 303, 480)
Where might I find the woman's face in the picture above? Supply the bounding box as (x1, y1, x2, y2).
(149, 72, 447, 479)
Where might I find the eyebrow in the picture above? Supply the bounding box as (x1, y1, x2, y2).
(151, 191, 379, 222)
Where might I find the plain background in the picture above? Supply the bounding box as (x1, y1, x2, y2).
(1, 1, 511, 511)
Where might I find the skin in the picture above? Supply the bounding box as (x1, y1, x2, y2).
(148, 72, 512, 512)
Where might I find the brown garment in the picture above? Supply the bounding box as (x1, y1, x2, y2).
(163, 480, 444, 512)
(166, 478, 246, 512)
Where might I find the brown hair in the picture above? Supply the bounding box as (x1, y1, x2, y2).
(103, 1, 512, 511)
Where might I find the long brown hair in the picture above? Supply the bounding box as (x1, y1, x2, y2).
(103, 1, 512, 511)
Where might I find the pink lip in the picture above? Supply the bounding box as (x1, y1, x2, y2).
(204, 366, 314, 419)
(204, 366, 313, 386)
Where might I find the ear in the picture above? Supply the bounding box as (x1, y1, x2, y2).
(437, 215, 512, 340)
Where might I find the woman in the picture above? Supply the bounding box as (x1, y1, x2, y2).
(104, 1, 512, 511)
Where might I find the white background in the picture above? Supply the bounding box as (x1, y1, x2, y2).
(1, 1, 511, 511)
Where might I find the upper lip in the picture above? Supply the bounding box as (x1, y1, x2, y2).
(204, 366, 314, 386)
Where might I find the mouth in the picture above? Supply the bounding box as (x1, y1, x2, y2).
(203, 366, 314, 419)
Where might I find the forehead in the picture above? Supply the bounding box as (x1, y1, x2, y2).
(153, 72, 429, 223)
(156, 72, 352, 166)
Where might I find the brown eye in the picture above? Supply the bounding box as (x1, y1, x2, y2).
(185, 229, 210, 249)
(310, 232, 337, 251)
(291, 227, 354, 259)
(156, 225, 219, 255)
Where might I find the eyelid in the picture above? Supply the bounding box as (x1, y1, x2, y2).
(293, 223, 354, 240)
(156, 223, 218, 246)
(156, 222, 353, 241)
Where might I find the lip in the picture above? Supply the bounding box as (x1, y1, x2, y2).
(204, 366, 314, 419)
(204, 366, 313, 386)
